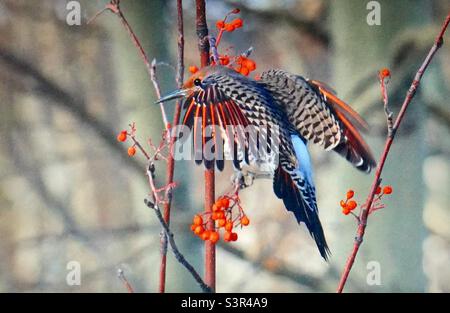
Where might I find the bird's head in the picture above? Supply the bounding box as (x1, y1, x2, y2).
(156, 65, 228, 104)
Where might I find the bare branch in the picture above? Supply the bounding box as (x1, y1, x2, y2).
(144, 199, 212, 293)
(337, 12, 450, 293)
(117, 268, 135, 293)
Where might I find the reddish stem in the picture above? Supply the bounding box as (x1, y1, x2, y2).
(215, 28, 225, 48)
(117, 268, 135, 293)
(158, 0, 185, 293)
(204, 169, 216, 290)
(195, 0, 216, 292)
(337, 12, 450, 293)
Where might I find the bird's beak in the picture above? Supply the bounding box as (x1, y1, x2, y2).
(155, 89, 188, 104)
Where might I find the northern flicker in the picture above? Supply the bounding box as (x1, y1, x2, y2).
(157, 65, 376, 259)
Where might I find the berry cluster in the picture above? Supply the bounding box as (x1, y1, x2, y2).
(188, 8, 258, 77)
(190, 195, 250, 244)
(216, 17, 243, 33)
(340, 190, 358, 215)
(340, 185, 393, 216)
(117, 129, 136, 156)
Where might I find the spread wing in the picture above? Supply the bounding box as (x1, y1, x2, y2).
(180, 71, 286, 171)
(259, 69, 376, 173)
(181, 84, 250, 171)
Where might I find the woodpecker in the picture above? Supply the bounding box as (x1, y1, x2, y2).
(157, 66, 376, 259)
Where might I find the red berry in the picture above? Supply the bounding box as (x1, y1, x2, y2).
(217, 219, 226, 228)
(220, 198, 230, 208)
(380, 68, 391, 78)
(193, 214, 203, 226)
(127, 146, 136, 156)
(240, 216, 250, 226)
(194, 225, 204, 235)
(230, 232, 238, 241)
(346, 190, 354, 199)
(212, 212, 220, 220)
(347, 200, 357, 211)
(225, 221, 233, 232)
(117, 131, 127, 142)
(212, 204, 220, 212)
(240, 66, 250, 76)
(224, 231, 232, 242)
(201, 230, 211, 241)
(383, 186, 393, 194)
(189, 65, 198, 74)
(231, 18, 243, 28)
(216, 20, 225, 29)
(210, 231, 220, 243)
(242, 58, 256, 71)
(375, 186, 382, 194)
(220, 56, 230, 65)
(224, 23, 235, 32)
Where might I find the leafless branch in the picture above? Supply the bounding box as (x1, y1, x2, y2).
(144, 198, 212, 293)
(117, 268, 135, 293)
(337, 12, 450, 293)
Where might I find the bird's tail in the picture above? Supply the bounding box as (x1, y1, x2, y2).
(311, 81, 377, 173)
(273, 166, 330, 260)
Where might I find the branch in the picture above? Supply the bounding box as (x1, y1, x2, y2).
(378, 69, 394, 135)
(144, 199, 212, 293)
(91, 0, 189, 293)
(117, 268, 135, 293)
(195, 0, 216, 292)
(91, 0, 170, 130)
(337, 12, 450, 293)
(158, 0, 185, 293)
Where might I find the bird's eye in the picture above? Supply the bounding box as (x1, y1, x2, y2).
(194, 78, 202, 86)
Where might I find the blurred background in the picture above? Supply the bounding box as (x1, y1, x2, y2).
(0, 0, 449, 292)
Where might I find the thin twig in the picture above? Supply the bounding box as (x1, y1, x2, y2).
(91, 0, 206, 293)
(158, 0, 185, 293)
(144, 158, 209, 292)
(337, 12, 450, 293)
(379, 72, 394, 135)
(144, 199, 212, 293)
(91, 0, 170, 130)
(149, 59, 170, 129)
(117, 268, 135, 293)
(195, 0, 216, 292)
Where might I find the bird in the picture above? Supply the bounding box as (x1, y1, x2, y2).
(157, 65, 376, 260)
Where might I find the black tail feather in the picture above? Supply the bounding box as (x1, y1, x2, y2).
(274, 167, 330, 260)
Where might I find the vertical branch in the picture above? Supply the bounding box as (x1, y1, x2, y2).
(337, 12, 450, 293)
(158, 0, 185, 293)
(195, 0, 216, 292)
(196, 0, 210, 66)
